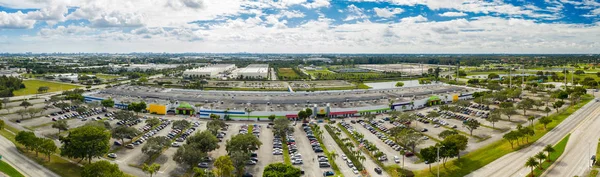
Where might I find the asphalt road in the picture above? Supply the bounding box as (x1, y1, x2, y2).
(544, 102, 600, 176)
(468, 101, 600, 177)
(0, 135, 60, 177)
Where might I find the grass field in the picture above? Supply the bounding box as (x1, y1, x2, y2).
(305, 69, 334, 76)
(13, 80, 81, 96)
(93, 74, 121, 79)
(414, 95, 592, 177)
(0, 161, 24, 177)
(277, 68, 300, 78)
(531, 134, 570, 176)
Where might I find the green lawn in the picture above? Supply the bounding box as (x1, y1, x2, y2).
(277, 68, 300, 78)
(414, 95, 592, 177)
(93, 74, 121, 79)
(13, 80, 81, 96)
(305, 69, 334, 76)
(0, 161, 24, 177)
(531, 134, 570, 177)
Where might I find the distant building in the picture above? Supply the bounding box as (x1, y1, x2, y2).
(183, 64, 237, 79)
(54, 73, 79, 83)
(304, 58, 332, 63)
(236, 64, 269, 79)
(110, 63, 179, 71)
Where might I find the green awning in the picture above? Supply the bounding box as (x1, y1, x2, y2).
(428, 95, 441, 101)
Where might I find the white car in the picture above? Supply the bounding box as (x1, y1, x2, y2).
(352, 167, 359, 174)
(394, 156, 400, 163)
(341, 154, 347, 160)
(107, 153, 117, 158)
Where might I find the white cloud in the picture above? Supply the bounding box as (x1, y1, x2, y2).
(344, 4, 368, 21)
(0, 11, 36, 29)
(302, 0, 330, 9)
(279, 10, 305, 18)
(582, 8, 600, 17)
(439, 12, 467, 17)
(400, 15, 428, 23)
(373, 7, 404, 18)
(38, 25, 93, 37)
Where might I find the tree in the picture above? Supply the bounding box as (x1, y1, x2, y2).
(207, 120, 227, 135)
(213, 155, 234, 177)
(209, 114, 220, 120)
(553, 100, 565, 111)
(543, 106, 551, 117)
(297, 110, 308, 121)
(15, 108, 27, 120)
(0, 119, 4, 130)
(27, 108, 43, 119)
(420, 146, 438, 171)
(81, 160, 125, 177)
(226, 133, 262, 154)
(574, 70, 585, 75)
(273, 117, 293, 137)
(395, 82, 404, 87)
(20, 100, 32, 108)
(128, 101, 147, 115)
(488, 73, 500, 80)
(55, 102, 71, 110)
(114, 110, 137, 122)
(525, 157, 539, 177)
(543, 145, 555, 158)
(142, 163, 161, 177)
(37, 86, 49, 94)
(464, 120, 480, 136)
(112, 126, 140, 144)
(517, 98, 535, 116)
(527, 116, 535, 127)
(427, 111, 440, 118)
(443, 134, 468, 159)
(60, 125, 111, 163)
(145, 117, 161, 127)
(15, 131, 38, 152)
(304, 108, 312, 118)
(499, 102, 514, 109)
(230, 150, 249, 177)
(186, 130, 220, 152)
(52, 120, 69, 134)
(173, 144, 208, 169)
(519, 127, 535, 143)
(534, 152, 547, 167)
(438, 130, 458, 139)
(142, 136, 171, 157)
(268, 114, 276, 122)
(503, 131, 519, 149)
(364, 114, 376, 122)
(395, 129, 424, 152)
(76, 107, 88, 114)
(502, 107, 518, 121)
(172, 120, 191, 130)
(538, 116, 552, 130)
(39, 138, 57, 161)
(263, 162, 302, 177)
(487, 110, 501, 128)
(101, 98, 115, 108)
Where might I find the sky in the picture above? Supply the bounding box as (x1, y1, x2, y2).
(0, 0, 599, 54)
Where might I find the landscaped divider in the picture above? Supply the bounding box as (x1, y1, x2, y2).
(324, 124, 364, 170)
(282, 135, 291, 165)
(309, 124, 343, 177)
(534, 134, 571, 177)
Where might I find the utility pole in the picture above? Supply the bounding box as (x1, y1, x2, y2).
(509, 66, 512, 88)
(521, 64, 524, 92)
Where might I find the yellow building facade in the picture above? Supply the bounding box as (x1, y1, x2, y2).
(147, 104, 167, 115)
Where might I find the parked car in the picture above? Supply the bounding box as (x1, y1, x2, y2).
(374, 167, 383, 174)
(323, 171, 334, 176)
(107, 153, 117, 158)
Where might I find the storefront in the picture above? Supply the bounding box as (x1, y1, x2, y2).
(176, 102, 195, 115)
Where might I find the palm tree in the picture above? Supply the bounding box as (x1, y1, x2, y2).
(245, 108, 253, 121)
(357, 155, 366, 163)
(329, 151, 338, 159)
(142, 163, 161, 177)
(365, 114, 376, 121)
(534, 152, 547, 168)
(525, 157, 539, 177)
(543, 145, 555, 160)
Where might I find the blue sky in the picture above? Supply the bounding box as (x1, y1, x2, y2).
(0, 0, 599, 53)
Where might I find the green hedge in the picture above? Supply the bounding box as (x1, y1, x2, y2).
(324, 125, 364, 170)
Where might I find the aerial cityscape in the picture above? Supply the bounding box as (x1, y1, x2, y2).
(0, 0, 600, 177)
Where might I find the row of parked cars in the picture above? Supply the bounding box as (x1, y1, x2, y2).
(457, 106, 490, 118)
(238, 125, 260, 166)
(51, 107, 107, 121)
(175, 126, 197, 142)
(470, 103, 491, 111)
(362, 120, 404, 152)
(339, 121, 385, 175)
(117, 119, 143, 127)
(126, 119, 172, 148)
(301, 123, 324, 153)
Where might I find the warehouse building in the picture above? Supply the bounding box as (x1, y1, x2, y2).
(183, 64, 236, 79)
(236, 64, 269, 79)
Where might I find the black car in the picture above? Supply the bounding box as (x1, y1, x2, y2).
(374, 167, 383, 174)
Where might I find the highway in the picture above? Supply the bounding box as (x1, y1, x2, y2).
(0, 135, 60, 177)
(544, 102, 600, 176)
(467, 100, 600, 177)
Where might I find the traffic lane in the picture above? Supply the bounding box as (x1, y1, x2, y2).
(250, 125, 281, 177)
(541, 106, 600, 177)
(468, 101, 600, 177)
(210, 124, 240, 158)
(0, 135, 60, 177)
(319, 124, 367, 177)
(293, 124, 323, 177)
(12, 107, 62, 126)
(351, 121, 399, 166)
